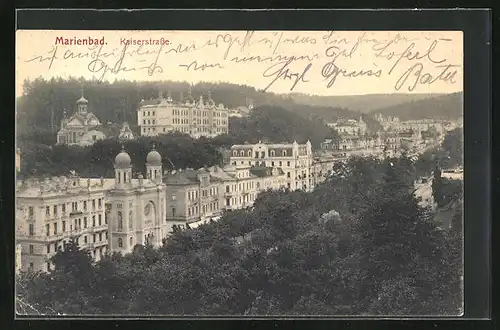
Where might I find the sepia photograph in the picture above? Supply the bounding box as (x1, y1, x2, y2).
(15, 28, 464, 317)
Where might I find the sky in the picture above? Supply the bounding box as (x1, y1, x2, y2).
(16, 30, 463, 97)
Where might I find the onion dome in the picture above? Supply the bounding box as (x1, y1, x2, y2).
(77, 96, 88, 104)
(146, 144, 162, 166)
(115, 145, 132, 168)
(77, 85, 88, 104)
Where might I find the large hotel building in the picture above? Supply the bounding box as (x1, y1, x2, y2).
(138, 88, 229, 138)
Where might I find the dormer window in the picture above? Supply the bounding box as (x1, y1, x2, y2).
(270, 150, 276, 157)
(282, 150, 287, 156)
(240, 151, 244, 157)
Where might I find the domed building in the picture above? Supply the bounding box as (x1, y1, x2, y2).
(105, 145, 169, 255)
(57, 86, 105, 146)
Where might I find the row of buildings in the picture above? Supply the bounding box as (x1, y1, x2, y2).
(16, 141, 336, 273)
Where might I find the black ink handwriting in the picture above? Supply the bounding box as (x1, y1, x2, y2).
(179, 60, 223, 71)
(262, 59, 312, 92)
(394, 63, 459, 92)
(25, 46, 59, 70)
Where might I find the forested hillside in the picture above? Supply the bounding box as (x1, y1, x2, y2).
(288, 93, 443, 113)
(16, 77, 358, 137)
(370, 92, 463, 120)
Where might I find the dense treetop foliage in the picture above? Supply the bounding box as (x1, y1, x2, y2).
(16, 155, 463, 316)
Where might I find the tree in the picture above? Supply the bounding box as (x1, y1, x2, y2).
(432, 165, 444, 207)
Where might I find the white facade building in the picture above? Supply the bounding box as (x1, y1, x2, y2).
(229, 141, 314, 192)
(137, 89, 229, 138)
(16, 176, 113, 272)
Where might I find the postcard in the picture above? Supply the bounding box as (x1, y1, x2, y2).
(15, 29, 464, 317)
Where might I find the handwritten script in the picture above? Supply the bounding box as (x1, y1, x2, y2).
(22, 31, 462, 93)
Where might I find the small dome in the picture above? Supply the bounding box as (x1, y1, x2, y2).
(77, 96, 88, 104)
(146, 144, 162, 166)
(115, 147, 131, 168)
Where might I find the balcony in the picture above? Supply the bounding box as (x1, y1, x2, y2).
(69, 211, 83, 217)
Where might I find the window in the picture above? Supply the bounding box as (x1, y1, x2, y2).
(279, 161, 282, 167)
(53, 205, 57, 216)
(118, 238, 123, 248)
(172, 207, 176, 217)
(287, 161, 291, 166)
(287, 172, 291, 178)
(29, 245, 34, 254)
(93, 234, 96, 243)
(47, 244, 50, 253)
(98, 199, 102, 208)
(62, 221, 66, 232)
(99, 233, 102, 241)
(98, 214, 102, 226)
(282, 150, 287, 156)
(47, 263, 51, 272)
(270, 150, 275, 157)
(29, 262, 34, 270)
(92, 216, 96, 227)
(92, 200, 96, 209)
(130, 237, 133, 247)
(84, 236, 88, 244)
(28, 207, 34, 217)
(62, 204, 66, 214)
(84, 217, 87, 228)
(46, 206, 50, 216)
(117, 212, 123, 231)
(29, 224, 34, 236)
(54, 223, 58, 235)
(45, 224, 50, 236)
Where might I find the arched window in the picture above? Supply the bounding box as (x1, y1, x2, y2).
(247, 150, 252, 157)
(282, 150, 287, 156)
(118, 238, 123, 248)
(129, 237, 133, 247)
(123, 172, 127, 183)
(270, 150, 275, 157)
(117, 211, 123, 231)
(240, 150, 244, 156)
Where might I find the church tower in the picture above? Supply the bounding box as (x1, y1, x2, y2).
(77, 85, 89, 114)
(114, 145, 132, 189)
(146, 144, 162, 183)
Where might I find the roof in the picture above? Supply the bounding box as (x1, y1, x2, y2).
(163, 169, 202, 185)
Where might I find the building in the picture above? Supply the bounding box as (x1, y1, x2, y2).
(16, 244, 22, 274)
(326, 117, 367, 137)
(16, 175, 113, 272)
(118, 122, 135, 141)
(105, 145, 169, 255)
(321, 136, 383, 157)
(164, 167, 224, 226)
(16, 148, 21, 173)
(229, 141, 314, 192)
(137, 88, 229, 138)
(15, 145, 176, 272)
(163, 164, 287, 226)
(228, 100, 254, 118)
(57, 87, 106, 146)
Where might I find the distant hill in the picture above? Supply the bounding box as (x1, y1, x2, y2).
(288, 93, 444, 113)
(370, 92, 463, 120)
